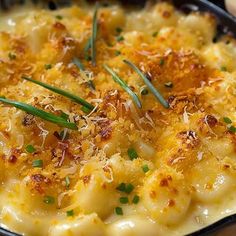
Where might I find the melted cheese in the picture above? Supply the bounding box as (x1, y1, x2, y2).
(0, 1, 236, 236)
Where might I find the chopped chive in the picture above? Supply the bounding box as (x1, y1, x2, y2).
(66, 210, 74, 216)
(115, 50, 121, 56)
(73, 57, 85, 71)
(159, 58, 165, 66)
(43, 195, 55, 204)
(152, 31, 158, 37)
(65, 176, 70, 189)
(119, 197, 128, 204)
(116, 27, 123, 34)
(221, 66, 227, 72)
(103, 64, 142, 109)
(115, 207, 123, 215)
(116, 183, 126, 192)
(116, 35, 124, 42)
(132, 195, 140, 204)
(32, 159, 43, 168)
(8, 52, 16, 60)
(223, 117, 232, 124)
(55, 15, 63, 20)
(26, 144, 36, 154)
(44, 64, 52, 70)
(164, 81, 173, 88)
(116, 183, 134, 194)
(91, 3, 99, 66)
(128, 148, 138, 160)
(229, 126, 236, 133)
(60, 112, 69, 121)
(0, 97, 77, 130)
(142, 164, 149, 173)
(22, 76, 94, 110)
(125, 183, 134, 194)
(123, 59, 169, 108)
(81, 106, 91, 114)
(141, 88, 149, 95)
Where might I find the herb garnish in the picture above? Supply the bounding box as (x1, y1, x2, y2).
(123, 59, 169, 108)
(132, 195, 140, 204)
(66, 210, 74, 216)
(22, 76, 94, 110)
(43, 195, 55, 204)
(0, 97, 77, 130)
(44, 64, 52, 70)
(128, 148, 138, 160)
(115, 207, 123, 215)
(26, 145, 36, 154)
(142, 164, 149, 173)
(32, 159, 43, 168)
(103, 64, 142, 108)
(120, 197, 129, 204)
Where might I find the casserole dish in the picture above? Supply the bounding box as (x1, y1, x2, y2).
(1, 0, 236, 235)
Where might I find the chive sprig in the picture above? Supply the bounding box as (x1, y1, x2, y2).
(103, 64, 142, 108)
(0, 97, 78, 130)
(22, 76, 94, 110)
(123, 59, 169, 108)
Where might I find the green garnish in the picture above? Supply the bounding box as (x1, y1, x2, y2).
(91, 3, 99, 66)
(115, 50, 121, 56)
(115, 207, 123, 215)
(116, 183, 134, 194)
(116, 27, 123, 34)
(123, 59, 169, 108)
(141, 88, 149, 95)
(116, 183, 126, 192)
(132, 195, 140, 204)
(127, 148, 138, 160)
(22, 76, 94, 110)
(103, 64, 142, 108)
(44, 64, 52, 70)
(116, 35, 124, 42)
(43, 195, 55, 204)
(229, 126, 236, 133)
(142, 164, 149, 173)
(81, 106, 92, 114)
(164, 81, 173, 88)
(60, 112, 69, 121)
(152, 31, 158, 37)
(159, 58, 165, 66)
(65, 176, 70, 189)
(66, 210, 74, 216)
(0, 97, 77, 130)
(26, 145, 36, 154)
(125, 183, 134, 194)
(8, 52, 16, 60)
(55, 15, 63, 20)
(221, 66, 227, 72)
(119, 197, 128, 204)
(223, 117, 232, 124)
(32, 159, 43, 168)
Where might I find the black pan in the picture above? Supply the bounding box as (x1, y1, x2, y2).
(0, 1, 236, 236)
